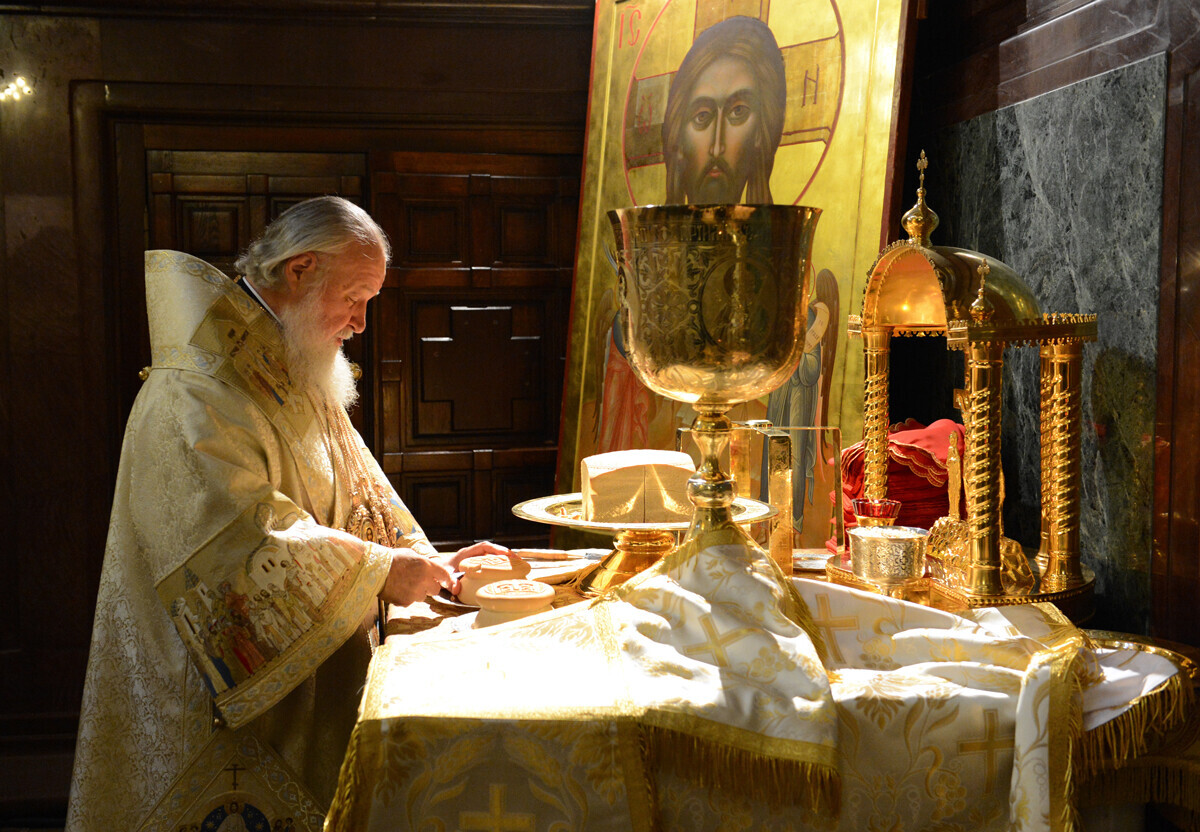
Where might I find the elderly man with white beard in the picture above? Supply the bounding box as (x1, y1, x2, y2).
(66, 197, 510, 832)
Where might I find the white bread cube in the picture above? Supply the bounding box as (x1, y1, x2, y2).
(581, 449, 695, 523)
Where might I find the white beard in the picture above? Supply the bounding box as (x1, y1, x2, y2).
(278, 289, 359, 411)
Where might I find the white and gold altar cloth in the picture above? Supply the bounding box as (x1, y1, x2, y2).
(327, 532, 1192, 832)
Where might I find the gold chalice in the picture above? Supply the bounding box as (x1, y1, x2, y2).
(607, 205, 821, 571)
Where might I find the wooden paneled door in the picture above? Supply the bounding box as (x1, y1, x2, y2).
(371, 151, 580, 549)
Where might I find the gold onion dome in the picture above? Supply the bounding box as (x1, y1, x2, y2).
(902, 150, 939, 246)
(969, 262, 996, 323)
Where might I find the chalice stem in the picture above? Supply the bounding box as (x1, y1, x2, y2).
(686, 410, 741, 537)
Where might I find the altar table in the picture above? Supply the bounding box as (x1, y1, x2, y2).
(327, 544, 1195, 832)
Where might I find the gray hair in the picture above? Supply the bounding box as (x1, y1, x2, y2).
(236, 195, 390, 290)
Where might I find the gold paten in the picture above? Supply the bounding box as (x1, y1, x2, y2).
(511, 493, 775, 595)
(830, 152, 1098, 621)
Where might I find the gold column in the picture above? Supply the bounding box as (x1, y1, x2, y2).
(965, 342, 1005, 596)
(862, 327, 891, 501)
(1041, 340, 1086, 590)
(1036, 346, 1054, 574)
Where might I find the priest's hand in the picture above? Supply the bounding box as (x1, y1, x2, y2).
(380, 549, 457, 606)
(442, 540, 512, 571)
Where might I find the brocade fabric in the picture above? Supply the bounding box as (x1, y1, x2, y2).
(329, 542, 1190, 832)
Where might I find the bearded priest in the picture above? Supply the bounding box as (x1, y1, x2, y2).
(65, 197, 510, 831)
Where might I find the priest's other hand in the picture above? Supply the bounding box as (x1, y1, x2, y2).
(442, 540, 512, 571)
(380, 549, 457, 606)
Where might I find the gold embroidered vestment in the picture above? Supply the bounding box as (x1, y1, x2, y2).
(66, 251, 433, 832)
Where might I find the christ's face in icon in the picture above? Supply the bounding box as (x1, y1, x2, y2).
(679, 56, 760, 203)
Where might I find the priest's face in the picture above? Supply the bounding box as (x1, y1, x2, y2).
(279, 241, 386, 407)
(304, 241, 387, 350)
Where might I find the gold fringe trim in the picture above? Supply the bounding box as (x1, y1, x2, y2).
(1057, 644, 1087, 832)
(324, 720, 369, 832)
(641, 723, 841, 815)
(1077, 673, 1195, 779)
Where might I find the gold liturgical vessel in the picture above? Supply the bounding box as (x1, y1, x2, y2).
(608, 204, 821, 574)
(516, 204, 818, 591)
(826, 153, 1098, 621)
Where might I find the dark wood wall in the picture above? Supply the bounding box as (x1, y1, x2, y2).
(1, 0, 1197, 822)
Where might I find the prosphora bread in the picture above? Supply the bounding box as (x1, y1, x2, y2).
(473, 579, 555, 628)
(458, 554, 532, 605)
(581, 449, 695, 523)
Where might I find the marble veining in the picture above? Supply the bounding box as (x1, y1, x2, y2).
(928, 53, 1167, 631)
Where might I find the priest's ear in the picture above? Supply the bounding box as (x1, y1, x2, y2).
(282, 252, 320, 293)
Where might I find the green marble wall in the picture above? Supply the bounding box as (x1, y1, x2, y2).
(925, 54, 1168, 632)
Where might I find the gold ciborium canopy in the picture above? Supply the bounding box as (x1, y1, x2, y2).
(831, 152, 1098, 621)
(607, 204, 821, 567)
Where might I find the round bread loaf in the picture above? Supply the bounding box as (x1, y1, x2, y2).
(473, 579, 555, 628)
(458, 554, 532, 605)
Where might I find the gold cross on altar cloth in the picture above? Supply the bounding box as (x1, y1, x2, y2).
(957, 709, 1014, 793)
(682, 615, 755, 668)
(811, 594, 858, 664)
(458, 784, 535, 832)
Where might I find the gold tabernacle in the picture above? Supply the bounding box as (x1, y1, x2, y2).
(829, 152, 1098, 620)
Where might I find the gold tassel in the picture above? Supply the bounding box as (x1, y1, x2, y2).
(1076, 674, 1195, 779)
(641, 723, 840, 815)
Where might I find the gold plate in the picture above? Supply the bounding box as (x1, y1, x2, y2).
(512, 492, 775, 533)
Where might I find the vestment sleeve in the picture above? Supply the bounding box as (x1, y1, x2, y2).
(130, 373, 393, 729)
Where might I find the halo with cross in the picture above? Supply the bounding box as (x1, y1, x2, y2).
(619, 0, 845, 207)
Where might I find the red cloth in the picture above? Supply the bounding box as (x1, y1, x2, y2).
(840, 419, 966, 531)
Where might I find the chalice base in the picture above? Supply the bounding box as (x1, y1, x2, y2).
(576, 528, 676, 595)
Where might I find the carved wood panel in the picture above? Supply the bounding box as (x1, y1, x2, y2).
(146, 151, 366, 272)
(372, 152, 579, 548)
